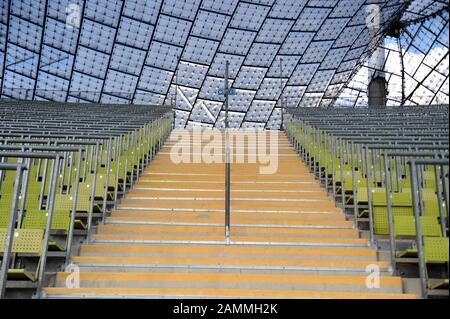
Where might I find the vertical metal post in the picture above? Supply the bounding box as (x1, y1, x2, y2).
(67, 149, 74, 194)
(279, 57, 283, 129)
(409, 160, 428, 299)
(384, 154, 397, 274)
(0, 164, 24, 299)
(331, 135, 336, 200)
(395, 156, 401, 192)
(136, 130, 142, 176)
(372, 149, 378, 186)
(123, 133, 130, 193)
(351, 142, 358, 225)
(102, 137, 112, 223)
(114, 136, 122, 209)
(175, 55, 179, 112)
(82, 145, 88, 180)
(441, 165, 449, 228)
(149, 122, 155, 161)
(365, 146, 375, 248)
(36, 156, 60, 298)
(65, 149, 82, 265)
(143, 125, 149, 167)
(0, 157, 4, 182)
(130, 130, 137, 188)
(317, 129, 322, 182)
(88, 144, 94, 174)
(60, 151, 67, 194)
(434, 165, 446, 236)
(39, 142, 51, 209)
(36, 158, 42, 182)
(17, 157, 31, 227)
(307, 126, 311, 169)
(224, 60, 231, 244)
(339, 138, 345, 209)
(398, 37, 406, 106)
(313, 128, 317, 177)
(87, 143, 99, 240)
(324, 133, 328, 194)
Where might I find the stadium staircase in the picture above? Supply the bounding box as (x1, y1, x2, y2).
(43, 129, 416, 298)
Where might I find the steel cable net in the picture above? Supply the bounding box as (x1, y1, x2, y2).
(0, 0, 448, 129)
(337, 6, 449, 107)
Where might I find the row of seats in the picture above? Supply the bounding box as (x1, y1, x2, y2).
(0, 101, 173, 298)
(284, 106, 449, 298)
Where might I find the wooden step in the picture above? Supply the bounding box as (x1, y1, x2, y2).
(126, 189, 332, 200)
(133, 181, 323, 191)
(92, 233, 368, 246)
(110, 210, 347, 220)
(106, 216, 352, 227)
(159, 146, 299, 154)
(53, 272, 404, 293)
(42, 287, 415, 299)
(97, 224, 359, 238)
(70, 256, 388, 270)
(118, 198, 340, 212)
(139, 171, 315, 181)
(79, 244, 377, 260)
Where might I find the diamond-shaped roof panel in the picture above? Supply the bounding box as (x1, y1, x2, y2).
(0, 0, 447, 129)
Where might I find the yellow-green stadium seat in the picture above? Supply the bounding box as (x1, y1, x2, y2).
(0, 178, 14, 193)
(24, 192, 41, 211)
(0, 195, 13, 227)
(423, 189, 447, 217)
(26, 180, 42, 195)
(422, 171, 441, 189)
(0, 212, 10, 228)
(22, 210, 69, 251)
(400, 179, 411, 188)
(373, 191, 413, 235)
(344, 173, 366, 193)
(424, 237, 449, 290)
(53, 194, 92, 212)
(83, 175, 106, 197)
(22, 210, 69, 231)
(394, 216, 442, 237)
(0, 228, 43, 281)
(374, 206, 412, 235)
(395, 216, 443, 259)
(424, 237, 449, 263)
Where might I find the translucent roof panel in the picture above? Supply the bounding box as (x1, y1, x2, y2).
(337, 8, 449, 107)
(0, 0, 448, 129)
